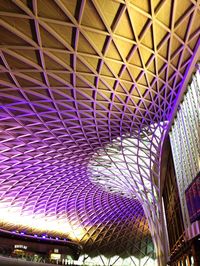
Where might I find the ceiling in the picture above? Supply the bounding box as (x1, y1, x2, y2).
(0, 0, 199, 258)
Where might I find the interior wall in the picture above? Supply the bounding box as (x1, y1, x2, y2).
(169, 67, 200, 228)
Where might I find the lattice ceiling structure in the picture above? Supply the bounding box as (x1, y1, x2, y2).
(0, 0, 199, 265)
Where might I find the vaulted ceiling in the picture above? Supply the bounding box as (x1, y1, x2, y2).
(0, 0, 199, 258)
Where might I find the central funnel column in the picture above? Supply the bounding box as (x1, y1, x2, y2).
(89, 122, 169, 266)
(143, 201, 168, 266)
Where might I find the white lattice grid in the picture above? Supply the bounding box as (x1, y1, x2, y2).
(89, 121, 168, 263)
(0, 0, 199, 263)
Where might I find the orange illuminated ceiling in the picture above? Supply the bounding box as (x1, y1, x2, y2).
(0, 0, 199, 131)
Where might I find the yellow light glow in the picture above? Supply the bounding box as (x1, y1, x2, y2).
(0, 207, 86, 242)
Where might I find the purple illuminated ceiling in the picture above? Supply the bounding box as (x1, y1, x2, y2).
(0, 0, 199, 258)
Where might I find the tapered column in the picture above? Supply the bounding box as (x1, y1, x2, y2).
(89, 122, 169, 265)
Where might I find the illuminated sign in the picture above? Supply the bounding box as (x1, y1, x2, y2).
(50, 253, 61, 260)
(14, 245, 27, 250)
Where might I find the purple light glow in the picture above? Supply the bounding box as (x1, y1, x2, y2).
(0, 0, 199, 262)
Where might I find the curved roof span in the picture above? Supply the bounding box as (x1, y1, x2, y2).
(0, 0, 199, 262)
